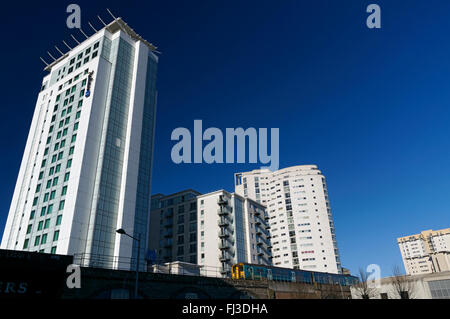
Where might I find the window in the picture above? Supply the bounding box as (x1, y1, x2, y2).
(52, 177, 59, 186)
(67, 159, 72, 168)
(37, 221, 43, 231)
(43, 193, 49, 202)
(40, 207, 46, 216)
(44, 219, 50, 229)
(69, 147, 75, 155)
(41, 234, 47, 244)
(55, 164, 61, 173)
(33, 197, 38, 206)
(35, 184, 41, 192)
(76, 111, 81, 119)
(26, 224, 32, 234)
(50, 190, 56, 200)
(47, 204, 53, 215)
(59, 200, 65, 211)
(23, 239, 29, 249)
(53, 230, 59, 241)
(73, 122, 79, 131)
(61, 186, 67, 196)
(30, 210, 35, 220)
(71, 134, 77, 143)
(51, 246, 57, 254)
(56, 215, 62, 226)
(34, 236, 40, 246)
(64, 173, 70, 182)
(44, 148, 49, 156)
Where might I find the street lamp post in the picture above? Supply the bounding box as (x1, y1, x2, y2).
(116, 228, 141, 299)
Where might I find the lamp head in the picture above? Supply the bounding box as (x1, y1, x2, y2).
(116, 228, 126, 235)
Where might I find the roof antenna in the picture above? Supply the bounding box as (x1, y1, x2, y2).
(71, 34, 81, 45)
(88, 21, 98, 33)
(97, 15, 107, 27)
(54, 45, 65, 56)
(47, 51, 57, 61)
(40, 57, 49, 66)
(62, 40, 72, 50)
(106, 8, 117, 20)
(79, 27, 89, 39)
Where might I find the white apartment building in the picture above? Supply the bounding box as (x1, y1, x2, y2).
(1, 18, 158, 271)
(197, 190, 272, 277)
(398, 228, 450, 275)
(235, 165, 342, 274)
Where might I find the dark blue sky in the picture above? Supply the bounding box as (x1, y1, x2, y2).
(0, 0, 449, 277)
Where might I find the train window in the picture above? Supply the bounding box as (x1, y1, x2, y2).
(291, 271, 296, 282)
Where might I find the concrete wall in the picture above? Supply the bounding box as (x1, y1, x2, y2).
(62, 266, 351, 299)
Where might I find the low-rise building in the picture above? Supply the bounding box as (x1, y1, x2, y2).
(351, 271, 450, 299)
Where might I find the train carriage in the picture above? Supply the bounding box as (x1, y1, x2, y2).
(232, 263, 358, 286)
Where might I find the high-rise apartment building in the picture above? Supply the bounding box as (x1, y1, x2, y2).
(149, 190, 201, 264)
(1, 18, 158, 271)
(235, 165, 342, 274)
(398, 228, 450, 275)
(197, 190, 272, 277)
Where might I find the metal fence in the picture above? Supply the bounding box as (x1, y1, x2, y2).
(72, 253, 229, 279)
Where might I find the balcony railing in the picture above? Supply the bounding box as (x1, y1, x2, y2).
(217, 196, 228, 206)
(217, 206, 231, 216)
(163, 231, 173, 238)
(218, 228, 233, 238)
(218, 216, 233, 227)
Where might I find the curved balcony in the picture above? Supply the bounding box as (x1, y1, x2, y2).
(219, 255, 231, 263)
(218, 229, 231, 238)
(218, 219, 230, 227)
(217, 207, 230, 216)
(218, 242, 231, 250)
(163, 231, 173, 238)
(217, 196, 228, 206)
